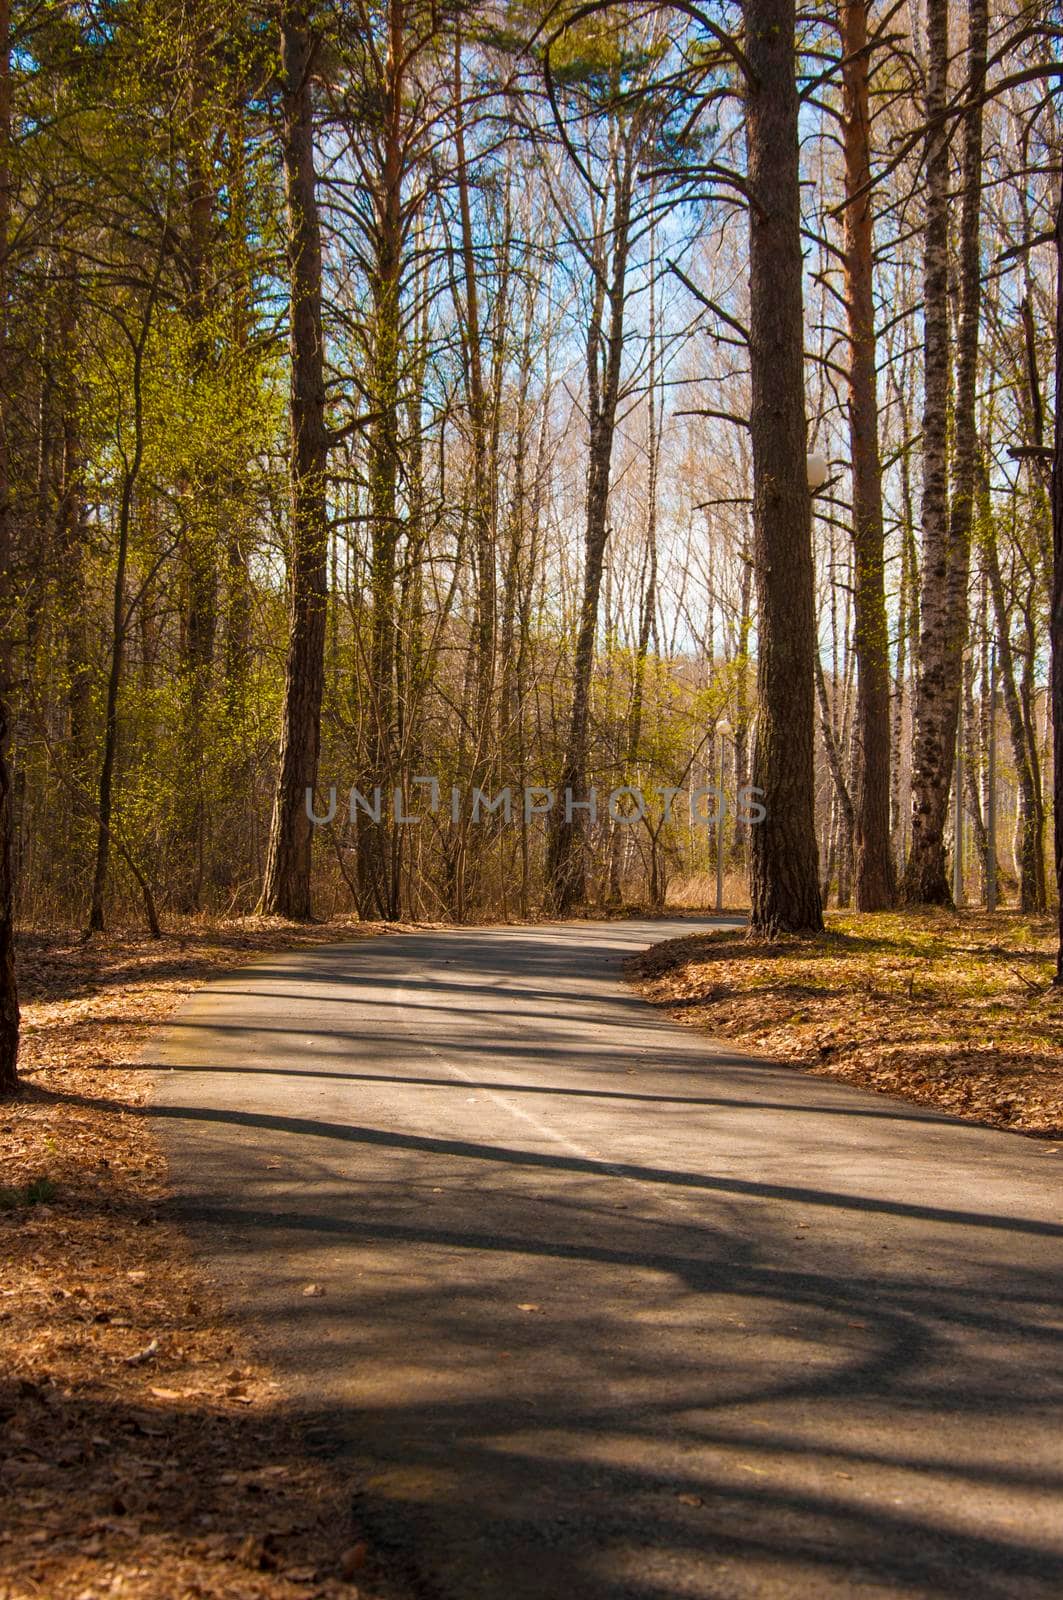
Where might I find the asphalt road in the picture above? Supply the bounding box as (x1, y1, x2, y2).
(149, 919, 1063, 1600)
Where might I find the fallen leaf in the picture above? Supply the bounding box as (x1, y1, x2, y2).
(123, 1339, 159, 1366)
(340, 1541, 368, 1578)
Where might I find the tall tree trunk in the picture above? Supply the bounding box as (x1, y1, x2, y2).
(1052, 178, 1063, 981)
(888, 341, 922, 855)
(945, 0, 990, 900)
(88, 231, 167, 934)
(745, 0, 823, 934)
(946, 0, 988, 616)
(453, 33, 495, 762)
(0, 0, 19, 1092)
(56, 293, 92, 905)
(890, 515, 910, 855)
(355, 0, 405, 921)
(902, 0, 953, 904)
(452, 34, 502, 915)
(840, 0, 894, 910)
(904, 0, 986, 904)
(546, 131, 634, 913)
(985, 514, 1043, 910)
(176, 23, 218, 913)
(962, 647, 989, 899)
(1018, 585, 1047, 909)
(609, 233, 659, 905)
(815, 653, 856, 906)
(259, 4, 329, 919)
(729, 552, 753, 868)
(59, 363, 90, 766)
(223, 103, 252, 725)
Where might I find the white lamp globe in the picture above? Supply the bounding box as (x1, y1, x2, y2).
(806, 452, 829, 492)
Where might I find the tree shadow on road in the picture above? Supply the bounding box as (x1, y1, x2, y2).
(150, 1136, 1063, 1600)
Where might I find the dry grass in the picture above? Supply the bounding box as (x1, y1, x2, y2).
(628, 908, 1063, 1140)
(664, 871, 751, 911)
(0, 916, 421, 1600)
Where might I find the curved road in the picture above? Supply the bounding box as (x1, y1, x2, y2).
(150, 919, 1063, 1599)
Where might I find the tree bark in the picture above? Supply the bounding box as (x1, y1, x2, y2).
(1019, 586, 1047, 910)
(88, 244, 166, 934)
(1052, 178, 1063, 980)
(904, 0, 986, 905)
(224, 104, 253, 726)
(176, 15, 218, 913)
(946, 0, 988, 633)
(816, 653, 856, 866)
(962, 648, 989, 899)
(453, 33, 495, 759)
(609, 234, 659, 905)
(902, 0, 953, 904)
(890, 514, 910, 854)
(546, 127, 634, 914)
(839, 0, 894, 910)
(259, 3, 329, 919)
(0, 0, 19, 1093)
(984, 493, 1044, 913)
(745, 0, 823, 934)
(355, 0, 406, 922)
(728, 553, 753, 868)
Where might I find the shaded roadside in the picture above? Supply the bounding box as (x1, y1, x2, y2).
(1, 917, 412, 1600)
(628, 908, 1063, 1140)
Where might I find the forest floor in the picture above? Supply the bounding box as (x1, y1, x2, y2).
(629, 908, 1063, 1141)
(0, 916, 427, 1600)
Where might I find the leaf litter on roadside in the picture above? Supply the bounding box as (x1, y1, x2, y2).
(0, 917, 416, 1600)
(628, 909, 1062, 1140)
